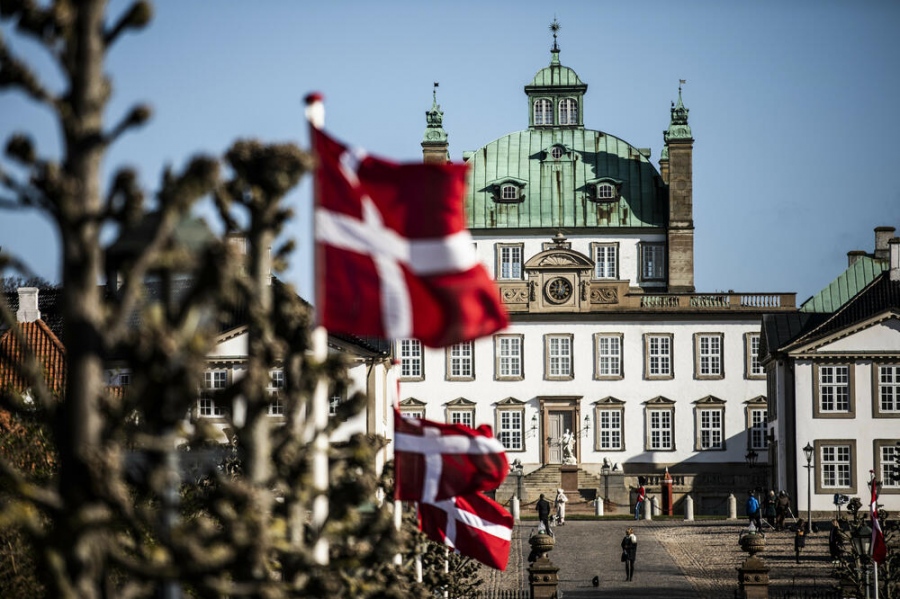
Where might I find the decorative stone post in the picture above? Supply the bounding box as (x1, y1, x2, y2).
(737, 530, 769, 599)
(662, 467, 674, 515)
(728, 493, 737, 520)
(643, 496, 653, 521)
(511, 495, 520, 521)
(528, 533, 559, 599)
(684, 494, 694, 521)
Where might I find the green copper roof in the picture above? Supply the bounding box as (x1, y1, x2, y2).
(800, 255, 888, 313)
(465, 128, 665, 229)
(664, 83, 692, 143)
(527, 49, 585, 88)
(422, 83, 448, 144)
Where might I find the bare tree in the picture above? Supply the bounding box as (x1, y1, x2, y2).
(0, 2, 428, 597)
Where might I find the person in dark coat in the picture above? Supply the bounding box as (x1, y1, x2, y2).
(794, 518, 807, 563)
(536, 493, 552, 536)
(763, 490, 777, 529)
(829, 518, 844, 564)
(775, 491, 791, 531)
(621, 527, 637, 581)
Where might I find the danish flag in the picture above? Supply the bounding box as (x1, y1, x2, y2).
(307, 95, 508, 348)
(394, 409, 513, 570)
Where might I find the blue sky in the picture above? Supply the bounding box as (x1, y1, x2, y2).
(2, 1, 899, 304)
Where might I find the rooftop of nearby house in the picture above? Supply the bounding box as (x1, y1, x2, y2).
(0, 288, 67, 397)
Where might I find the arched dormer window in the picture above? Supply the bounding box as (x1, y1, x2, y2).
(534, 99, 553, 126)
(489, 177, 527, 203)
(500, 184, 520, 201)
(559, 98, 578, 125)
(586, 177, 622, 203)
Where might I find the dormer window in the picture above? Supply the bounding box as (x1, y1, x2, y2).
(534, 99, 553, 126)
(587, 177, 622, 203)
(550, 145, 565, 160)
(490, 178, 527, 203)
(559, 98, 578, 125)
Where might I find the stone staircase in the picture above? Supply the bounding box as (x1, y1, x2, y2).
(496, 464, 621, 515)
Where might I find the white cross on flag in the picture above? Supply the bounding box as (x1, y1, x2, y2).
(309, 118, 508, 348)
(394, 409, 513, 570)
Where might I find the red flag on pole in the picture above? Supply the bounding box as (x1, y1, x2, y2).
(871, 475, 887, 564)
(307, 104, 508, 348)
(394, 409, 512, 570)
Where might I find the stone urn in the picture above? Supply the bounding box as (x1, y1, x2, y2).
(529, 533, 556, 561)
(739, 531, 766, 556)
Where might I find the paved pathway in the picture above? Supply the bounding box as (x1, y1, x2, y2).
(485, 518, 838, 598)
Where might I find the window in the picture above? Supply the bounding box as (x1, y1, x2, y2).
(593, 243, 618, 279)
(497, 244, 523, 280)
(268, 398, 284, 416)
(398, 398, 426, 420)
(545, 334, 573, 380)
(117, 371, 132, 386)
(558, 98, 577, 125)
(447, 402, 475, 428)
(268, 369, 285, 416)
(534, 99, 553, 126)
(596, 183, 616, 201)
(813, 364, 855, 417)
(745, 333, 765, 379)
(446, 342, 474, 380)
(598, 409, 622, 450)
(819, 443, 853, 490)
(748, 406, 768, 450)
(647, 408, 674, 450)
(495, 335, 523, 380)
(644, 334, 673, 379)
(876, 364, 900, 416)
(694, 333, 724, 379)
(594, 333, 623, 379)
(497, 409, 524, 451)
(640, 242, 666, 281)
(876, 440, 900, 490)
(199, 369, 227, 418)
(328, 391, 345, 417)
(500, 184, 519, 201)
(270, 369, 284, 390)
(398, 339, 423, 380)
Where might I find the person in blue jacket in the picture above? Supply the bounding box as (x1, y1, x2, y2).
(746, 490, 761, 530)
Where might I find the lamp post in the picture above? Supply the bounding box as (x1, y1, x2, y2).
(852, 522, 873, 599)
(601, 462, 611, 503)
(745, 448, 759, 490)
(803, 442, 814, 534)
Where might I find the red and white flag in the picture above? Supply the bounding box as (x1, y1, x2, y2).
(307, 101, 508, 348)
(394, 409, 508, 502)
(394, 408, 512, 570)
(871, 473, 887, 564)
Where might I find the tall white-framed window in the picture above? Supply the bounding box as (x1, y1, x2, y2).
(814, 364, 854, 417)
(748, 406, 768, 450)
(446, 341, 474, 381)
(640, 242, 665, 281)
(398, 339, 424, 380)
(199, 369, 227, 418)
(533, 98, 553, 126)
(592, 243, 618, 279)
(497, 244, 523, 280)
(495, 334, 523, 380)
(545, 334, 573, 380)
(876, 441, 899, 490)
(497, 408, 524, 451)
(398, 398, 426, 420)
(558, 98, 577, 125)
(647, 408, 674, 450)
(877, 364, 900, 415)
(598, 409, 622, 450)
(745, 333, 765, 379)
(594, 333, 623, 379)
(694, 333, 724, 379)
(820, 443, 853, 489)
(267, 369, 285, 416)
(644, 334, 673, 379)
(697, 408, 724, 450)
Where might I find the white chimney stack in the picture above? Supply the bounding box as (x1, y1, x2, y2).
(890, 237, 899, 282)
(16, 287, 41, 323)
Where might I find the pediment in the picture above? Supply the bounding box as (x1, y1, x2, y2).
(693, 395, 726, 405)
(496, 396, 525, 406)
(744, 395, 767, 406)
(792, 313, 900, 357)
(643, 396, 675, 405)
(399, 397, 427, 408)
(445, 397, 476, 407)
(593, 396, 625, 405)
(524, 248, 594, 270)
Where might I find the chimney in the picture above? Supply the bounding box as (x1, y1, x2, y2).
(874, 226, 896, 261)
(16, 287, 41, 323)
(890, 237, 899, 282)
(847, 250, 867, 267)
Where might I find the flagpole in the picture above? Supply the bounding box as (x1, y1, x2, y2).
(304, 93, 330, 566)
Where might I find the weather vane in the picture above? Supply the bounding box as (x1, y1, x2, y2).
(550, 17, 560, 51)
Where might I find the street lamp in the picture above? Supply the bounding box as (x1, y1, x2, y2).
(803, 442, 814, 534)
(600, 461, 611, 502)
(852, 523, 873, 599)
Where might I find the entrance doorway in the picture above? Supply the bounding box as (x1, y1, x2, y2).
(547, 410, 574, 464)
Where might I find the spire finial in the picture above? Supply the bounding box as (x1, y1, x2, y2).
(433, 81, 439, 105)
(550, 17, 560, 52)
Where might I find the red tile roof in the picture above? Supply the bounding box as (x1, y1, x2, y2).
(0, 320, 67, 397)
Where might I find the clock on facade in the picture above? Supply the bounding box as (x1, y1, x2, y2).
(545, 277, 573, 303)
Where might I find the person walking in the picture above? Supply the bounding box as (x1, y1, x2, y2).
(554, 488, 568, 526)
(828, 518, 844, 564)
(775, 491, 791, 531)
(536, 493, 552, 536)
(634, 480, 646, 520)
(621, 527, 637, 581)
(746, 490, 761, 530)
(763, 490, 777, 529)
(794, 518, 807, 563)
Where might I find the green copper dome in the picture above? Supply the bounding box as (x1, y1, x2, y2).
(528, 49, 585, 88)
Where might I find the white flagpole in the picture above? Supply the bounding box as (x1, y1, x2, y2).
(304, 93, 330, 566)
